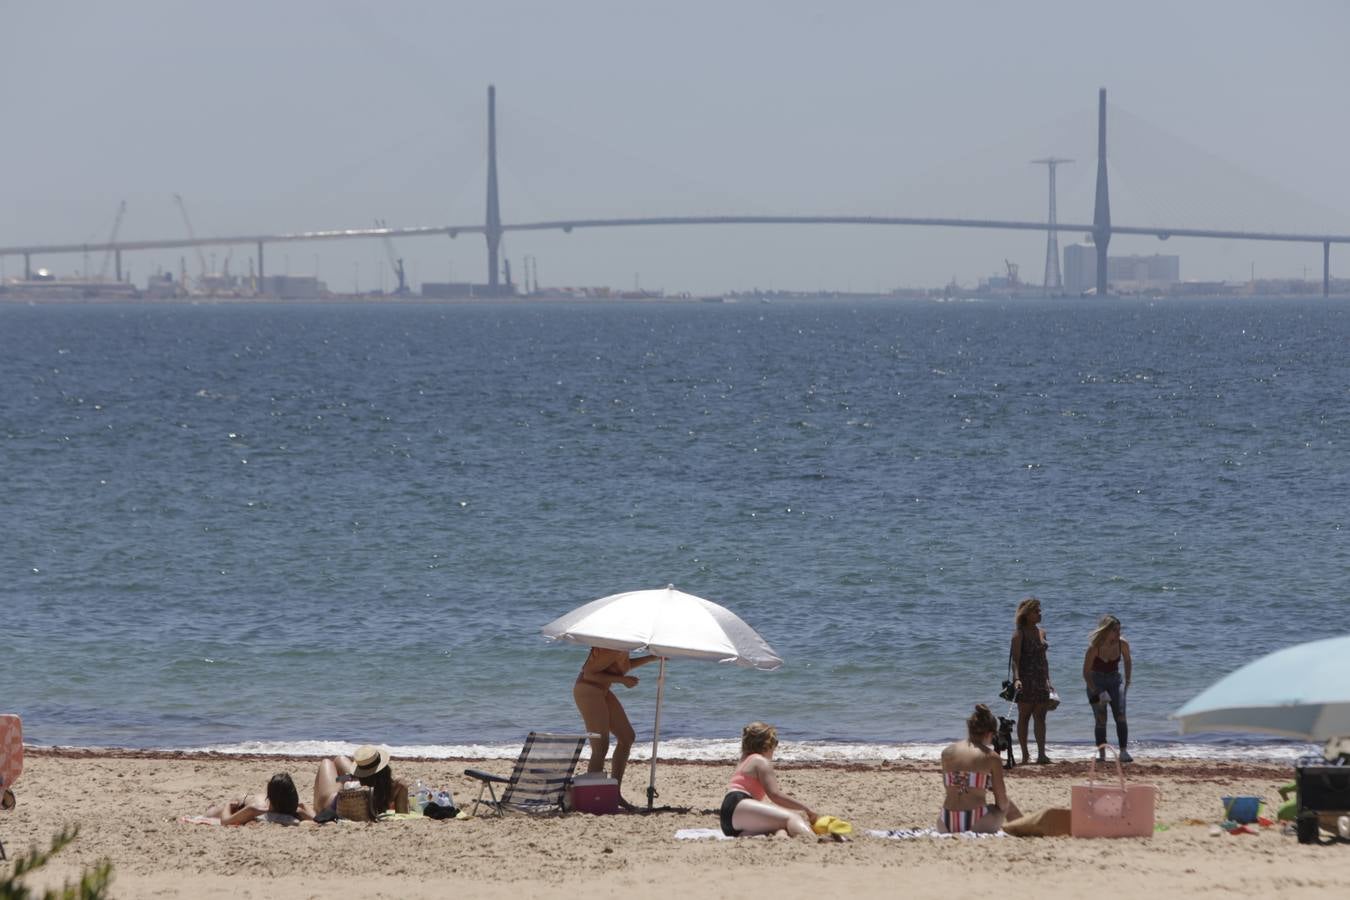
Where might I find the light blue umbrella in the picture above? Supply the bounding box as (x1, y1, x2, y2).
(1173, 634, 1350, 739)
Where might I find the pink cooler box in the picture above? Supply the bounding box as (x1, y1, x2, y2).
(569, 773, 620, 814)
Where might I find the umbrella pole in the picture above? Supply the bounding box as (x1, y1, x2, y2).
(647, 657, 666, 812)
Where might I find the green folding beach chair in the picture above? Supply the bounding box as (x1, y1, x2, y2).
(464, 732, 591, 816)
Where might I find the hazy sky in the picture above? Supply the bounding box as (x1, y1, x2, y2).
(4, 0, 1350, 293)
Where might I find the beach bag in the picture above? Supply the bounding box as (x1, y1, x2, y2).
(336, 785, 375, 822)
(1003, 807, 1071, 837)
(1071, 746, 1156, 838)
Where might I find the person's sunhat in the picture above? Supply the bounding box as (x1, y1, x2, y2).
(351, 745, 391, 778)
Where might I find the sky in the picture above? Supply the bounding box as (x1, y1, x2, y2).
(4, 0, 1350, 294)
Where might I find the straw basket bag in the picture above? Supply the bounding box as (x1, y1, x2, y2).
(336, 785, 374, 822)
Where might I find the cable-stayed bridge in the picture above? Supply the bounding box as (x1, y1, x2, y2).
(3, 88, 1347, 296)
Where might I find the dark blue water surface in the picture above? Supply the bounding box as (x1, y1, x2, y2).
(1, 297, 1346, 756)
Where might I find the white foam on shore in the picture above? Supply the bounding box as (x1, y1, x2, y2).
(151, 736, 1319, 764)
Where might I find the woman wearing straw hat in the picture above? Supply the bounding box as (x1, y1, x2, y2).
(313, 745, 409, 818)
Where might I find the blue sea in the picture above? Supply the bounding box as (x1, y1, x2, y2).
(2, 296, 1345, 763)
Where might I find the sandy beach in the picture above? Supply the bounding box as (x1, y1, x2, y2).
(2, 749, 1346, 899)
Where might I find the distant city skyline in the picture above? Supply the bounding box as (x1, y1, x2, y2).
(4, 0, 1349, 293)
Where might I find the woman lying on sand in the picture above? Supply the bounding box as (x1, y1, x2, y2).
(938, 704, 1022, 833)
(200, 772, 315, 825)
(313, 745, 409, 818)
(720, 722, 818, 838)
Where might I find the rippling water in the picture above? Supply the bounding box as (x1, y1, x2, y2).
(2, 297, 1345, 760)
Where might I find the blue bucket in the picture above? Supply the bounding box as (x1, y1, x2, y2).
(1222, 796, 1261, 824)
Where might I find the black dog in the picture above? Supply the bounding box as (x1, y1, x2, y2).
(991, 716, 1017, 770)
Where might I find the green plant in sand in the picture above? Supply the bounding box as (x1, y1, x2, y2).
(1, 825, 112, 900)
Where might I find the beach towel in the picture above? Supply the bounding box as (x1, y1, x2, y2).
(867, 828, 1006, 840)
(178, 813, 300, 826)
(675, 828, 735, 840)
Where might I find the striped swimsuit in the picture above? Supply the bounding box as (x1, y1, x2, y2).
(939, 770, 995, 833)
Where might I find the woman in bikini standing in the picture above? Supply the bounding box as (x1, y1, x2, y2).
(937, 704, 1022, 833)
(1082, 614, 1133, 762)
(1010, 596, 1056, 764)
(573, 646, 659, 809)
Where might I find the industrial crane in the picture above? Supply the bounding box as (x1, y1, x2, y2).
(374, 218, 409, 295)
(172, 193, 209, 284)
(97, 200, 127, 281)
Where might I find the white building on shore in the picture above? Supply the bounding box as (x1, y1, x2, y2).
(1064, 244, 1180, 294)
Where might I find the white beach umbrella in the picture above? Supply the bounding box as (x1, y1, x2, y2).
(1172, 633, 1350, 740)
(541, 585, 782, 809)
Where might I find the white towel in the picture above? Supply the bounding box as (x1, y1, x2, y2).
(178, 813, 300, 826)
(675, 827, 735, 840)
(867, 828, 1006, 840)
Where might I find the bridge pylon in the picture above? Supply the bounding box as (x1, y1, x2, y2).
(486, 85, 502, 294)
(1092, 88, 1111, 296)
(1031, 157, 1072, 292)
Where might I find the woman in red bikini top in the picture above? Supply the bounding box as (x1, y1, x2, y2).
(572, 646, 658, 810)
(719, 721, 818, 837)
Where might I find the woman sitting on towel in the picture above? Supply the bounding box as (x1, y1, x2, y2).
(720, 722, 817, 838)
(938, 704, 1022, 833)
(202, 772, 315, 825)
(313, 745, 410, 817)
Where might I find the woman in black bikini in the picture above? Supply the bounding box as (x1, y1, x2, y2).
(1010, 597, 1056, 764)
(201, 772, 315, 825)
(1082, 614, 1133, 762)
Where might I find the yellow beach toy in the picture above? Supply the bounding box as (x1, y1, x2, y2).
(812, 815, 853, 837)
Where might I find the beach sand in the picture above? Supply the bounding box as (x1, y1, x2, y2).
(4, 750, 1348, 898)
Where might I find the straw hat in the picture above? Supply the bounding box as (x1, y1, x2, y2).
(351, 745, 391, 778)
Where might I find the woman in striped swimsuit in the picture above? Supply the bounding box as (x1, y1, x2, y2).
(938, 704, 1022, 833)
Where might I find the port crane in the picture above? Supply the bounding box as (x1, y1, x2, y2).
(374, 218, 409, 295)
(172, 193, 209, 284)
(97, 200, 127, 281)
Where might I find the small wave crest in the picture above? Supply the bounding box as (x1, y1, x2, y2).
(162, 736, 1317, 764)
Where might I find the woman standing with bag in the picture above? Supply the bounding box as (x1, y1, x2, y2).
(1082, 615, 1133, 762)
(1009, 597, 1056, 765)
